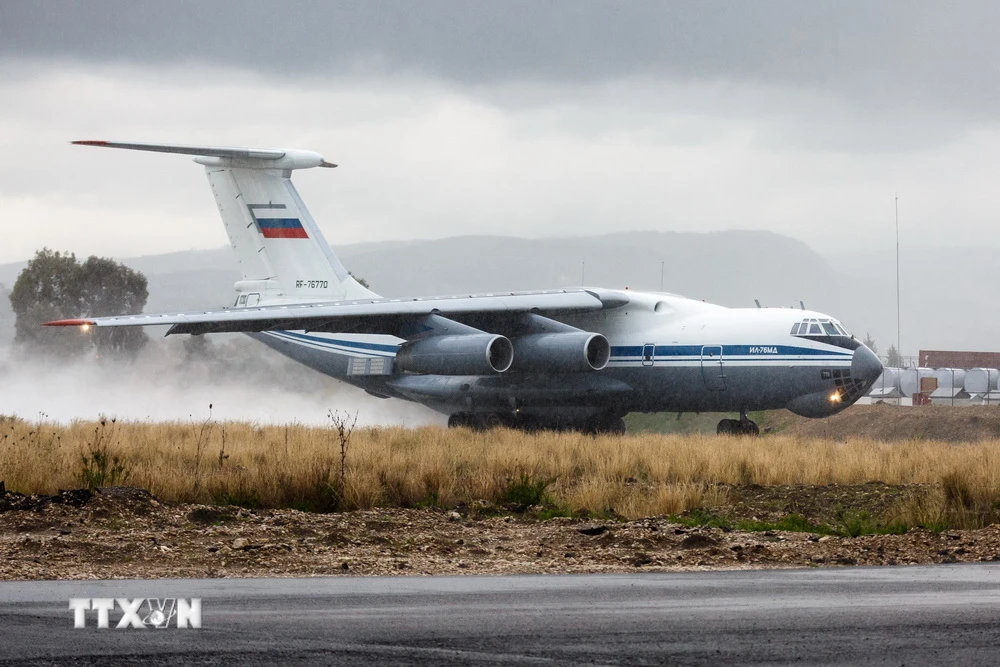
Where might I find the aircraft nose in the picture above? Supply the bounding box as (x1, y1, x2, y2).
(851, 344, 883, 383)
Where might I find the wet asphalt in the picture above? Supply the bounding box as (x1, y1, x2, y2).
(1, 563, 999, 665)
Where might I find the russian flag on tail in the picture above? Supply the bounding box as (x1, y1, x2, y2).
(248, 204, 309, 239)
(257, 217, 308, 239)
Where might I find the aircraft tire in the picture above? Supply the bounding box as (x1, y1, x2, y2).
(717, 418, 741, 436)
(481, 413, 503, 430)
(447, 413, 468, 429)
(718, 418, 760, 436)
(585, 414, 627, 436)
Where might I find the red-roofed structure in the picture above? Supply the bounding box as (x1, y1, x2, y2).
(919, 350, 1000, 369)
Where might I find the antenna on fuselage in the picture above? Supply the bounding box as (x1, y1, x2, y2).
(799, 301, 806, 310)
(754, 299, 762, 309)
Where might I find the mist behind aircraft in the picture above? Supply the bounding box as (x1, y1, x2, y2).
(0, 337, 440, 426)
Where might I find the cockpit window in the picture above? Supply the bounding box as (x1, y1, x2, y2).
(792, 318, 852, 339)
(791, 317, 859, 350)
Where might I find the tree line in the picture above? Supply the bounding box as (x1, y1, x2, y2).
(7, 249, 148, 359)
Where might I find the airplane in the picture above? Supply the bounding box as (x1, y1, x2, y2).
(45, 141, 883, 435)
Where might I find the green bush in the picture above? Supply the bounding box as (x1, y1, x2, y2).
(501, 473, 553, 510)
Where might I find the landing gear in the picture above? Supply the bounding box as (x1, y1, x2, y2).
(585, 414, 627, 436)
(717, 411, 759, 436)
(481, 413, 503, 430)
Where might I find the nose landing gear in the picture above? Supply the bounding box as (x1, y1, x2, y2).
(717, 411, 760, 436)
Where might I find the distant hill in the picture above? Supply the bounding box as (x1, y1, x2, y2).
(338, 230, 837, 307)
(0, 231, 991, 354)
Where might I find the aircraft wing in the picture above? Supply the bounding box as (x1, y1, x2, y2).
(44, 288, 629, 337)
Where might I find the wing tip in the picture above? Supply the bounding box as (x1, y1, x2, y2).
(43, 319, 96, 327)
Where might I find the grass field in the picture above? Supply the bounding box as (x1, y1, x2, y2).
(2, 413, 1000, 531)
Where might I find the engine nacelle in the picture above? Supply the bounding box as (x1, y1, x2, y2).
(396, 334, 513, 375)
(510, 332, 611, 373)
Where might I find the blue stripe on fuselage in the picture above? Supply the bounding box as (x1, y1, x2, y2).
(610, 344, 851, 358)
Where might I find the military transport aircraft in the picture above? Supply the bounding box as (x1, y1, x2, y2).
(46, 141, 882, 435)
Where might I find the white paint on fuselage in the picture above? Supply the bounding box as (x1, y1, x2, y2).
(262, 289, 854, 375)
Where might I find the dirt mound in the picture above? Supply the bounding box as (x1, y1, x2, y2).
(0, 485, 155, 514)
(763, 404, 1000, 441)
(0, 487, 94, 512)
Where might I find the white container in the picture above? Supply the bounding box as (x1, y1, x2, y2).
(931, 368, 965, 389)
(868, 367, 901, 395)
(964, 368, 1000, 395)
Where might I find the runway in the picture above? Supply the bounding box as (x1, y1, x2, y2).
(1, 563, 999, 665)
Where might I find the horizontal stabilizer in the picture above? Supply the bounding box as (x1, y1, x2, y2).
(72, 140, 337, 169)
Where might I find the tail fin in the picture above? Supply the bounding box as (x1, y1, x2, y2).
(72, 140, 378, 304)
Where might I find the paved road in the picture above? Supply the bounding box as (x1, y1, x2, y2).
(1, 564, 999, 665)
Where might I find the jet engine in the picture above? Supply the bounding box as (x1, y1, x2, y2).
(510, 332, 611, 373)
(395, 334, 514, 375)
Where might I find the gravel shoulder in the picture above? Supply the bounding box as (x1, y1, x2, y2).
(2, 486, 999, 580)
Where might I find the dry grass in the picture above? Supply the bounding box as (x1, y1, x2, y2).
(2, 414, 1000, 524)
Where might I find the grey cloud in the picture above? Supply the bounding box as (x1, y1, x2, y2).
(2, 1, 1000, 118)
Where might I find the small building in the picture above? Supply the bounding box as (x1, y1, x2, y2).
(974, 391, 1000, 406)
(929, 386, 972, 406)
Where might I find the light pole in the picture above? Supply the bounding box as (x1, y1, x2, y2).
(895, 194, 901, 366)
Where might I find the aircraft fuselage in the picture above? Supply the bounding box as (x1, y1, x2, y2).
(252, 290, 882, 427)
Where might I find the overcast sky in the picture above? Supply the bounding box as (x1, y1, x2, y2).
(1, 0, 998, 263)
